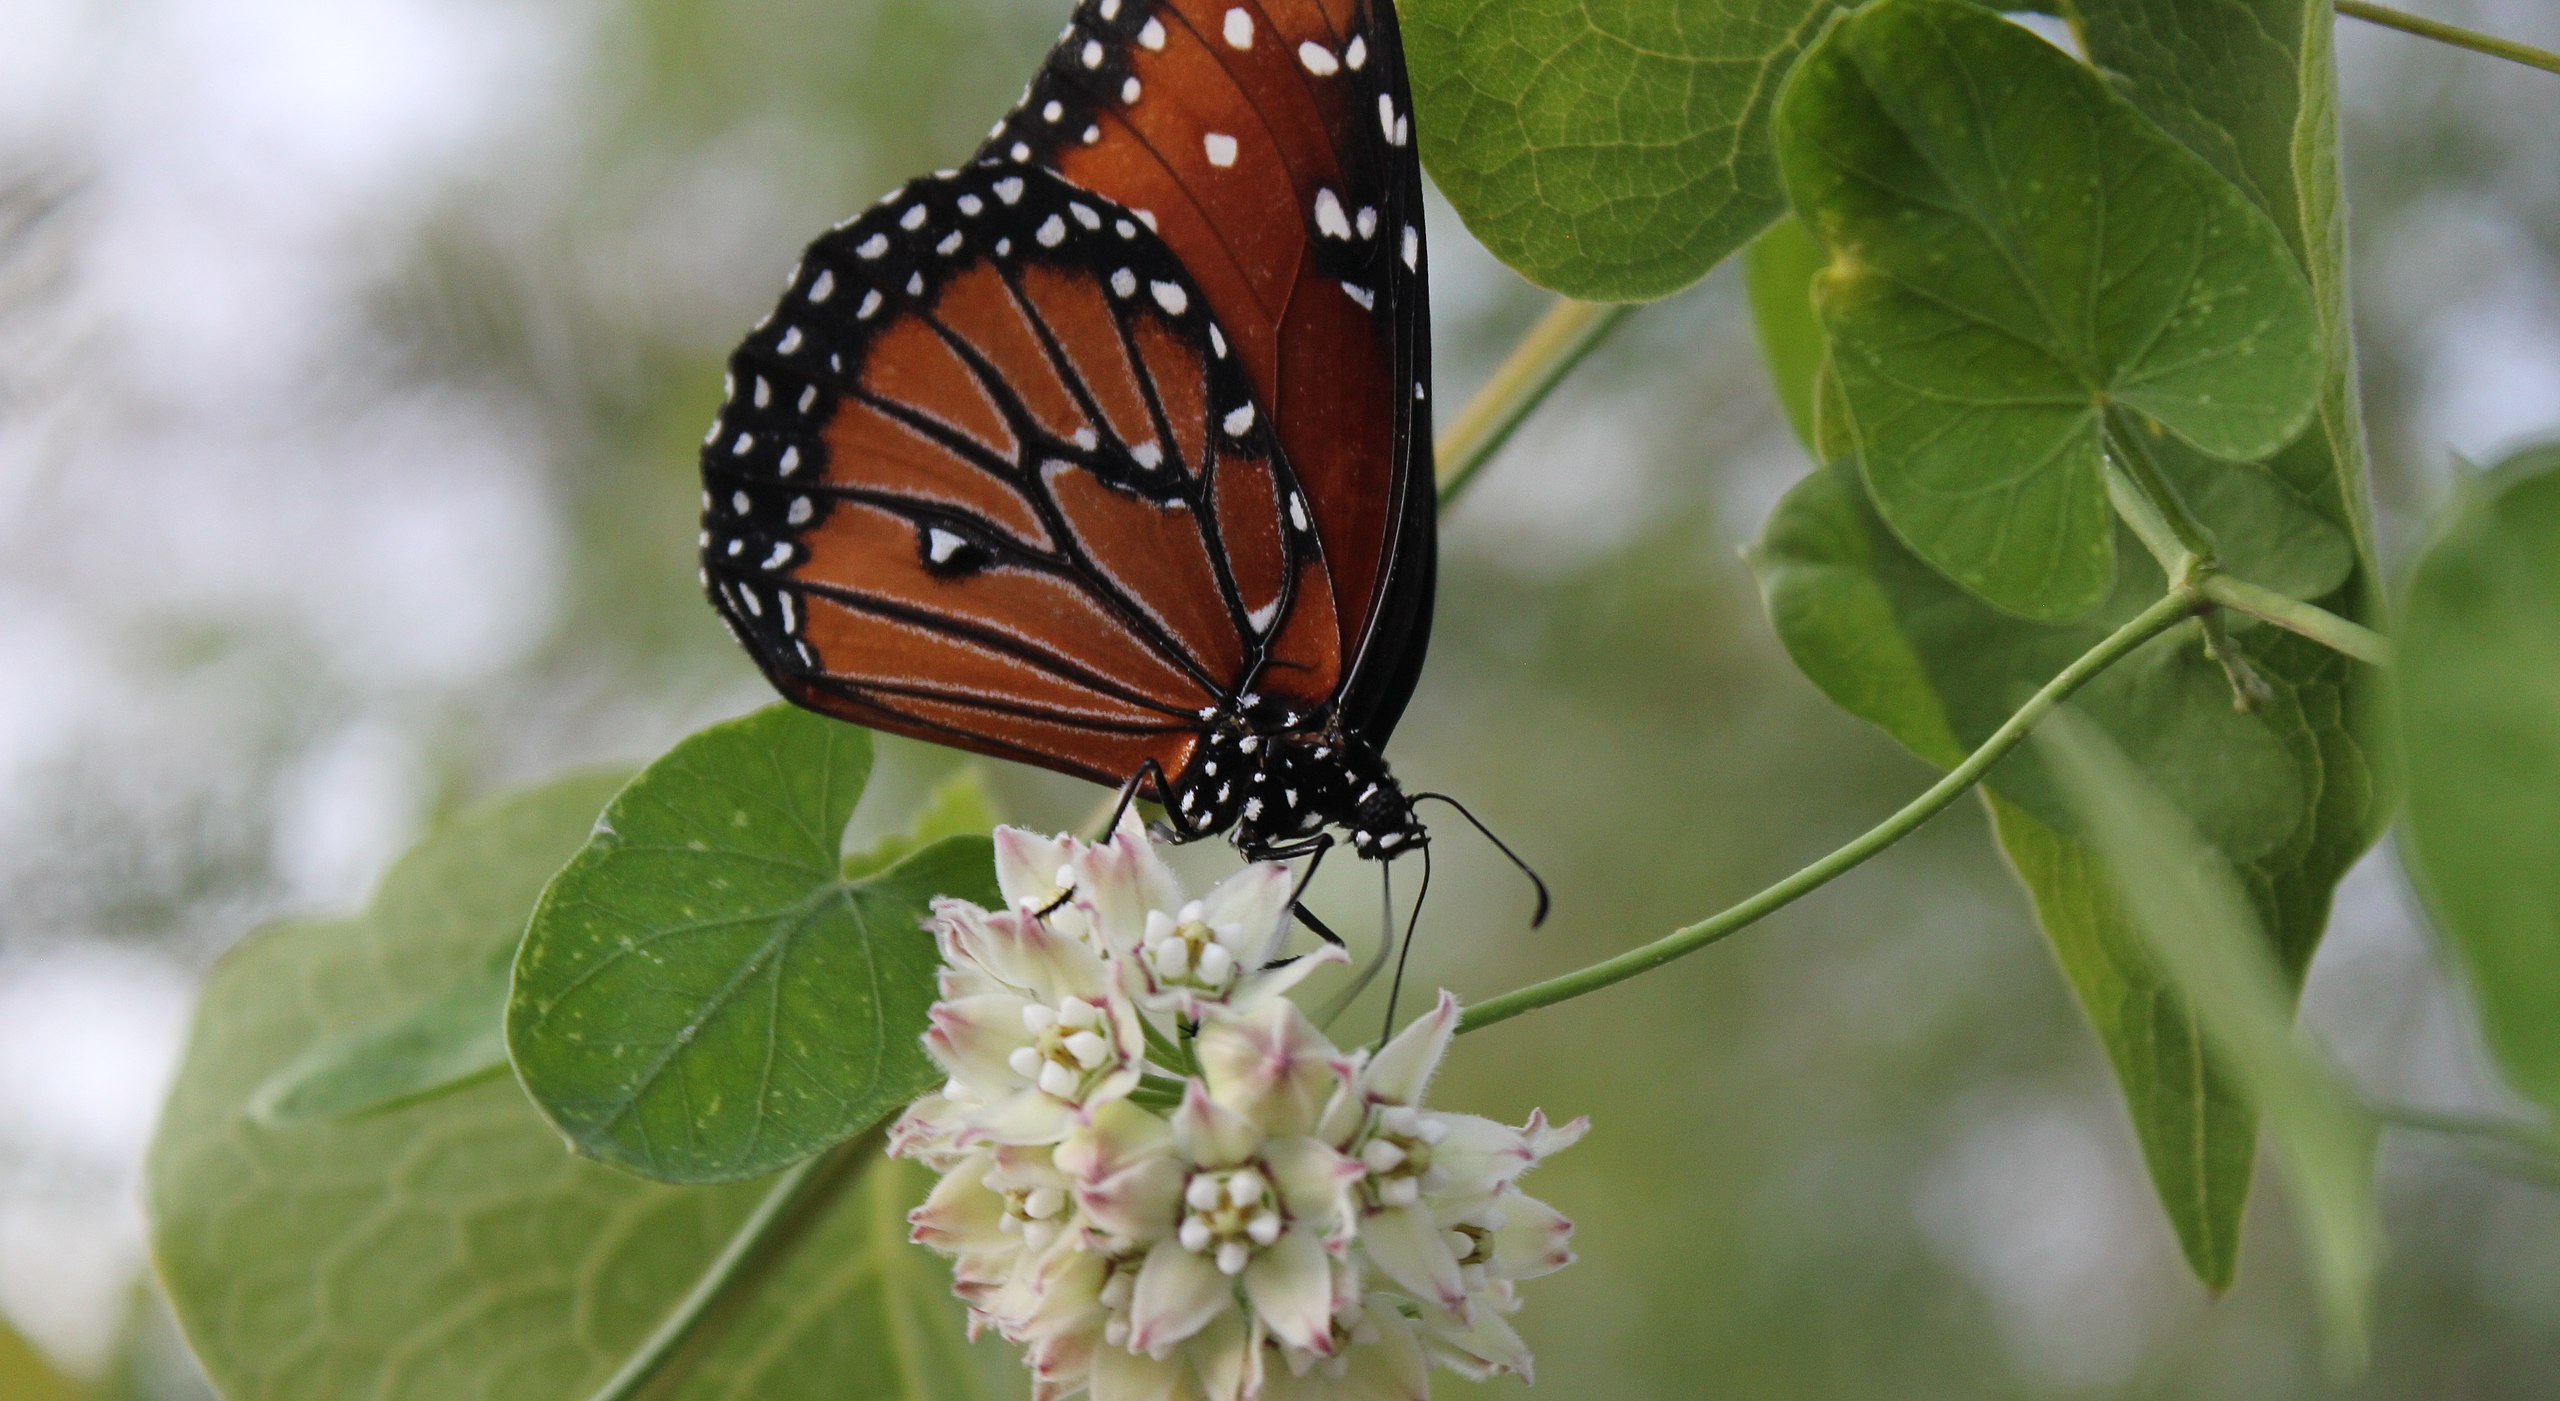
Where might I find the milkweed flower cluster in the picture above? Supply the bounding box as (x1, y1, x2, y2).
(893, 818, 1585, 1401)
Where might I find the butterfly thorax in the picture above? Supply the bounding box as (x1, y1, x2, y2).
(1169, 698, 1425, 863)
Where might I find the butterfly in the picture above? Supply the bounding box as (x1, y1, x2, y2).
(699, 0, 1445, 873)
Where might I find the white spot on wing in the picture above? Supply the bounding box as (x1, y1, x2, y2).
(901, 204, 929, 230)
(858, 289, 883, 318)
(1340, 281, 1375, 310)
(777, 326, 805, 352)
(1073, 427, 1100, 451)
(1313, 188, 1351, 239)
(1223, 7, 1253, 48)
(788, 497, 814, 524)
(1223, 404, 1255, 436)
(808, 270, 835, 302)
(1346, 34, 1367, 69)
(927, 528, 967, 563)
(1110, 267, 1138, 298)
(1131, 442, 1164, 469)
(1139, 17, 1166, 49)
(1070, 202, 1101, 229)
(1081, 39, 1104, 67)
(1299, 41, 1339, 75)
(1247, 598, 1279, 633)
(1203, 132, 1239, 167)
(857, 233, 889, 259)
(1402, 224, 1420, 269)
(1037, 214, 1067, 247)
(1150, 281, 1188, 315)
(994, 177, 1025, 204)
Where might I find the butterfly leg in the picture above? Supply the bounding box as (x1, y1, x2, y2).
(1094, 760, 1167, 842)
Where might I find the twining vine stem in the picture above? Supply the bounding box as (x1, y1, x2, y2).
(1457, 587, 2208, 1034)
(2336, 2, 2560, 79)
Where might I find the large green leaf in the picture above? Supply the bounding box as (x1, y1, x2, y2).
(147, 774, 1001, 1401)
(2041, 713, 2379, 1369)
(1751, 458, 2375, 1288)
(1772, 0, 2323, 621)
(1746, 0, 2384, 1290)
(1402, 0, 1834, 300)
(511, 706, 991, 1185)
(2397, 445, 2560, 1119)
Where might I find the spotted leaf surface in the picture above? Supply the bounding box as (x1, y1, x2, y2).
(1774, 0, 2324, 621)
(509, 706, 998, 1184)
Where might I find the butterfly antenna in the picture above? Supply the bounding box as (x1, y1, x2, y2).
(1376, 842, 1433, 1049)
(1414, 792, 1550, 927)
(1316, 856, 1396, 1029)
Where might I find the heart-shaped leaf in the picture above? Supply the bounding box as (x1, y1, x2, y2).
(2041, 712, 2378, 1369)
(1404, 0, 1835, 300)
(2397, 444, 2560, 1120)
(510, 705, 994, 1184)
(147, 772, 1001, 1401)
(1773, 0, 2324, 620)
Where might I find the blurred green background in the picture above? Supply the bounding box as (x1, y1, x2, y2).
(2, 1, 2557, 1396)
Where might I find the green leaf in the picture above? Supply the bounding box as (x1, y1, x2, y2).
(1749, 459, 2375, 1285)
(1745, 217, 1827, 453)
(511, 706, 994, 1184)
(147, 774, 999, 1401)
(231, 767, 630, 1124)
(1772, 0, 2324, 620)
(1748, 0, 2387, 1289)
(850, 767, 1003, 878)
(1402, 0, 1834, 300)
(249, 967, 510, 1123)
(2397, 444, 2560, 1119)
(2040, 712, 2378, 1371)
(0, 1315, 88, 1401)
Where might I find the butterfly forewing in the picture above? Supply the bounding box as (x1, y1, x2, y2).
(702, 165, 1330, 784)
(982, 0, 1435, 729)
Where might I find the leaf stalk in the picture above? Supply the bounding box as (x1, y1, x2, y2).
(2336, 2, 2560, 79)
(1435, 299, 1639, 504)
(584, 1135, 875, 1401)
(1459, 587, 2208, 1034)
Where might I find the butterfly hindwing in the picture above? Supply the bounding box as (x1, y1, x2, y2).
(701, 165, 1338, 784)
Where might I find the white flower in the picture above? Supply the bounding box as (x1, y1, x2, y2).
(1318, 992, 1585, 1355)
(920, 900, 1148, 1145)
(895, 822, 1583, 1400)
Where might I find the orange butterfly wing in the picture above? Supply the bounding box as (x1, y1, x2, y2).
(985, 0, 1435, 733)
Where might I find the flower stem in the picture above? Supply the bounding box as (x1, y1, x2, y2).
(2336, 1, 2560, 78)
(1436, 299, 1638, 505)
(2197, 572, 2394, 666)
(583, 1134, 875, 1401)
(1459, 586, 2208, 1035)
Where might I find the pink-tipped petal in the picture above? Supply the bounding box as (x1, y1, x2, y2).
(1359, 1203, 1469, 1314)
(1241, 1230, 1335, 1355)
(1488, 1193, 1577, 1279)
(924, 994, 1034, 1090)
(1127, 1237, 1232, 1358)
(1196, 862, 1297, 961)
(1196, 1000, 1346, 1139)
(994, 826, 1080, 914)
(1170, 1079, 1265, 1168)
(1363, 989, 1459, 1106)
(1263, 1137, 1363, 1245)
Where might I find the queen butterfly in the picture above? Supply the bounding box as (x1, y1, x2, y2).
(699, 0, 1446, 872)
